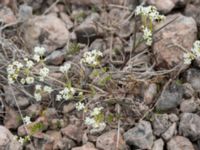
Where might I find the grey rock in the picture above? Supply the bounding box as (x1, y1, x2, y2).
(72, 142, 98, 150)
(180, 99, 197, 113)
(117, 20, 135, 38)
(179, 113, 200, 141)
(184, 68, 200, 92)
(75, 13, 101, 44)
(89, 39, 106, 51)
(45, 50, 65, 66)
(152, 114, 172, 136)
(152, 139, 164, 150)
(162, 123, 177, 141)
(183, 83, 195, 99)
(167, 136, 194, 150)
(0, 126, 22, 150)
(19, 4, 33, 21)
(168, 113, 179, 122)
(184, 4, 200, 30)
(97, 130, 127, 150)
(124, 121, 153, 149)
(3, 86, 30, 109)
(156, 82, 183, 111)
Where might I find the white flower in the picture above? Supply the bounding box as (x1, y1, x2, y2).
(34, 93, 42, 101)
(8, 76, 14, 84)
(183, 52, 194, 65)
(25, 76, 34, 84)
(26, 60, 34, 68)
(39, 67, 49, 81)
(33, 54, 40, 62)
(14, 61, 23, 69)
(92, 122, 106, 129)
(13, 135, 18, 141)
(59, 63, 71, 74)
(20, 78, 26, 84)
(56, 94, 62, 101)
(18, 137, 24, 145)
(23, 116, 31, 125)
(135, 5, 165, 22)
(142, 27, 152, 46)
(75, 102, 85, 111)
(35, 84, 42, 91)
(135, 5, 143, 15)
(90, 107, 103, 116)
(57, 87, 75, 101)
(191, 40, 200, 57)
(34, 46, 46, 56)
(81, 50, 103, 66)
(85, 117, 96, 126)
(43, 86, 53, 93)
(7, 65, 15, 74)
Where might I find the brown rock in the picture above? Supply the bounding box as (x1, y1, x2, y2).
(0, 126, 22, 150)
(72, 142, 98, 150)
(18, 117, 48, 136)
(60, 12, 73, 30)
(0, 6, 16, 24)
(153, 13, 197, 69)
(66, 0, 137, 8)
(96, 130, 127, 150)
(32, 132, 54, 150)
(25, 104, 42, 119)
(23, 14, 69, 53)
(144, 83, 157, 105)
(61, 124, 83, 142)
(167, 136, 194, 150)
(4, 107, 21, 129)
(147, 0, 188, 14)
(54, 137, 76, 150)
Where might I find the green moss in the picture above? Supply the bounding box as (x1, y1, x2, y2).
(68, 43, 80, 55)
(56, 120, 62, 129)
(29, 122, 46, 134)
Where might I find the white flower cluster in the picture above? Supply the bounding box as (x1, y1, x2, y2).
(75, 102, 85, 111)
(7, 61, 24, 84)
(135, 5, 165, 46)
(183, 40, 200, 64)
(34, 85, 53, 101)
(39, 67, 49, 81)
(135, 5, 165, 21)
(81, 50, 103, 66)
(23, 116, 32, 125)
(142, 27, 153, 46)
(14, 135, 30, 145)
(33, 46, 46, 62)
(85, 107, 106, 129)
(59, 63, 71, 74)
(56, 87, 75, 101)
